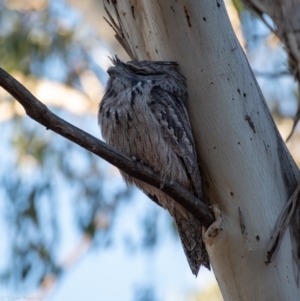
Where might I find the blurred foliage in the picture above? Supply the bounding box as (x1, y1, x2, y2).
(1, 108, 134, 289)
(0, 0, 141, 292)
(0, 0, 91, 86)
(231, 0, 245, 13)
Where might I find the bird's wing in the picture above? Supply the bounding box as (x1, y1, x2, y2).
(148, 87, 203, 200)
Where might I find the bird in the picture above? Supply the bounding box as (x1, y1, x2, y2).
(98, 56, 209, 275)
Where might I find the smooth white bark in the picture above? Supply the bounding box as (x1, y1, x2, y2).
(105, 1, 300, 299)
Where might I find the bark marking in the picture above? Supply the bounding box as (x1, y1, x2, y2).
(238, 207, 247, 238)
(184, 6, 192, 27)
(245, 115, 256, 133)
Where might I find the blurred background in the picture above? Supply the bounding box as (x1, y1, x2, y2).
(0, 0, 299, 300)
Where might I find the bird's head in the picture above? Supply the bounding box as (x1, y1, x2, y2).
(104, 56, 187, 102)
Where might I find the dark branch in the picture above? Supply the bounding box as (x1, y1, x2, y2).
(0, 68, 215, 228)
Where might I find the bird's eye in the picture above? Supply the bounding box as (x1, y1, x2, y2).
(134, 70, 148, 76)
(135, 70, 165, 76)
(107, 67, 118, 78)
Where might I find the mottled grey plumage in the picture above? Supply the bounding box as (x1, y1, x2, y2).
(98, 56, 209, 275)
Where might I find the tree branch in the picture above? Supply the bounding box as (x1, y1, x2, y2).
(253, 70, 290, 79)
(0, 68, 214, 228)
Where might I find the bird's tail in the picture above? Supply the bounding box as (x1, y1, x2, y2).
(173, 208, 210, 276)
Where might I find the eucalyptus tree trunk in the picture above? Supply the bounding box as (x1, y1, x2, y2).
(104, 0, 300, 300)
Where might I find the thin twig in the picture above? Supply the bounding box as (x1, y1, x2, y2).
(0, 68, 215, 228)
(103, 4, 136, 60)
(253, 70, 290, 78)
